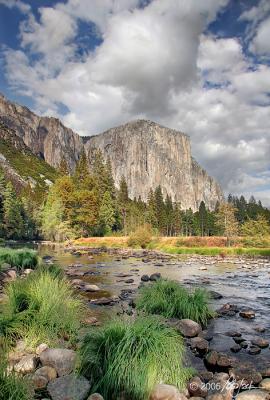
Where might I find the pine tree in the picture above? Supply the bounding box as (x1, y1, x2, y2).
(99, 191, 116, 233)
(3, 182, 24, 239)
(74, 149, 91, 188)
(165, 194, 174, 236)
(58, 157, 69, 176)
(199, 201, 207, 236)
(146, 188, 157, 229)
(118, 176, 129, 235)
(154, 186, 166, 234)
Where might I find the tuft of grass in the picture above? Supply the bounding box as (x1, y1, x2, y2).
(0, 248, 39, 271)
(79, 317, 193, 400)
(0, 266, 84, 347)
(136, 279, 214, 326)
(0, 356, 31, 400)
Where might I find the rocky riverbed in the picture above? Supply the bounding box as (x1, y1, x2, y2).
(1, 244, 270, 399)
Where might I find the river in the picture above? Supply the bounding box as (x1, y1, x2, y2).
(36, 243, 270, 374)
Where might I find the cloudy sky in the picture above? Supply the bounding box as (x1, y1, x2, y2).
(0, 0, 270, 205)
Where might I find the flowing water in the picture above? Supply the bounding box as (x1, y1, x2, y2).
(35, 244, 270, 372)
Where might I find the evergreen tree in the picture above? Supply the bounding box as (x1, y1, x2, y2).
(3, 182, 24, 239)
(146, 188, 157, 229)
(99, 191, 116, 234)
(198, 201, 207, 236)
(74, 149, 91, 188)
(118, 176, 129, 235)
(154, 186, 166, 234)
(58, 157, 69, 176)
(165, 194, 174, 236)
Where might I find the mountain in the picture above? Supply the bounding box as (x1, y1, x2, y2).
(0, 119, 58, 193)
(0, 93, 223, 210)
(85, 120, 223, 210)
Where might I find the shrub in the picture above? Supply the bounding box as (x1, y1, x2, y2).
(79, 317, 192, 400)
(136, 279, 214, 325)
(128, 224, 152, 248)
(0, 248, 39, 271)
(0, 356, 30, 400)
(0, 266, 84, 347)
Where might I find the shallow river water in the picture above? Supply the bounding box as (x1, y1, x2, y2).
(36, 244, 270, 373)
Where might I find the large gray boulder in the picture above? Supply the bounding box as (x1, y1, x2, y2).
(47, 375, 90, 400)
(40, 348, 76, 376)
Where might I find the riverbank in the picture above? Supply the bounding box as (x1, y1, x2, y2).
(1, 245, 270, 399)
(71, 236, 270, 257)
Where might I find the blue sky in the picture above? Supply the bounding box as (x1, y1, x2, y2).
(0, 0, 270, 205)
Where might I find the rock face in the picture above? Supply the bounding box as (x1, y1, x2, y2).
(0, 93, 83, 171)
(0, 94, 223, 210)
(85, 120, 223, 210)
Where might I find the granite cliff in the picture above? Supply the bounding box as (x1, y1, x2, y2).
(85, 120, 223, 210)
(0, 94, 223, 210)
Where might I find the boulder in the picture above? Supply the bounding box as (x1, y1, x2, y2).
(188, 376, 208, 397)
(87, 395, 104, 400)
(84, 284, 100, 292)
(36, 343, 48, 355)
(229, 366, 262, 386)
(251, 338, 269, 349)
(150, 273, 161, 281)
(14, 354, 38, 374)
(141, 274, 150, 282)
(172, 319, 202, 338)
(47, 375, 90, 400)
(205, 351, 236, 371)
(260, 378, 270, 391)
(248, 346, 261, 355)
(32, 366, 57, 389)
(190, 337, 209, 354)
(235, 390, 270, 400)
(150, 384, 188, 400)
(206, 374, 234, 400)
(40, 348, 76, 376)
(239, 309, 255, 319)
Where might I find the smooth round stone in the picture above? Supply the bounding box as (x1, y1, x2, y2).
(239, 309, 256, 319)
(259, 378, 270, 391)
(236, 389, 270, 399)
(251, 338, 269, 349)
(248, 345, 261, 355)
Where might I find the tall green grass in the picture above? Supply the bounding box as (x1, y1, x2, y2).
(0, 248, 39, 271)
(136, 279, 214, 325)
(0, 266, 84, 347)
(0, 356, 30, 400)
(79, 317, 192, 400)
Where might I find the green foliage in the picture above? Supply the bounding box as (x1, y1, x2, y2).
(0, 357, 30, 400)
(0, 137, 57, 194)
(136, 279, 214, 325)
(79, 317, 192, 400)
(241, 215, 270, 237)
(99, 191, 116, 233)
(0, 266, 84, 346)
(0, 248, 38, 271)
(128, 224, 153, 248)
(3, 182, 24, 239)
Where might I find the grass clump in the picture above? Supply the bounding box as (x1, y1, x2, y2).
(128, 224, 153, 249)
(0, 356, 30, 400)
(0, 265, 84, 347)
(79, 317, 192, 400)
(0, 248, 39, 271)
(136, 279, 214, 326)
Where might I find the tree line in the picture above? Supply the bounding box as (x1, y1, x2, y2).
(0, 149, 269, 241)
